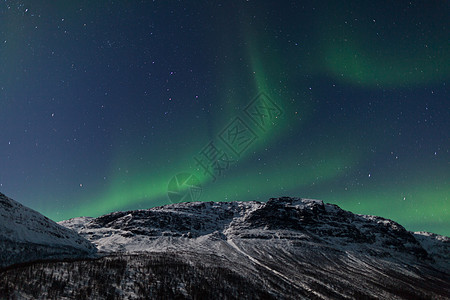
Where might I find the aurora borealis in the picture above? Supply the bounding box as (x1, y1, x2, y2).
(0, 1, 448, 235)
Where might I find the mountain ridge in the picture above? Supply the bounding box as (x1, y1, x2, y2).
(0, 192, 96, 268)
(1, 194, 449, 299)
(60, 197, 449, 273)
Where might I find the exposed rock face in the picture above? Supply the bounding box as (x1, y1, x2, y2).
(61, 197, 443, 264)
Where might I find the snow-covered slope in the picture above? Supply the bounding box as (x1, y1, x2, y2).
(2, 196, 448, 298)
(61, 197, 447, 266)
(55, 197, 449, 298)
(0, 192, 96, 268)
(413, 230, 450, 269)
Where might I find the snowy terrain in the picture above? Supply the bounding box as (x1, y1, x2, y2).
(1, 194, 448, 298)
(51, 197, 449, 299)
(0, 192, 96, 268)
(60, 197, 449, 270)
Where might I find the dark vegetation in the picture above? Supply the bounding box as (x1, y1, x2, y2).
(0, 252, 276, 300)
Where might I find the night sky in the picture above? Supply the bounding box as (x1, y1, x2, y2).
(1, 1, 449, 235)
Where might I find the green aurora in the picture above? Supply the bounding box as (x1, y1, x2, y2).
(1, 1, 448, 236)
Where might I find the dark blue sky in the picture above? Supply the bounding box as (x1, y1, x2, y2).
(0, 1, 448, 235)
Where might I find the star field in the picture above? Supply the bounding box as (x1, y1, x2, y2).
(0, 1, 448, 235)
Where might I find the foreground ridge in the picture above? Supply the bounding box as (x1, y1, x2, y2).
(0, 192, 96, 268)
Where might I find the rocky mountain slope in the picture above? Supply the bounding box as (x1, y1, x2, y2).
(61, 197, 449, 269)
(1, 196, 449, 299)
(58, 196, 450, 299)
(0, 192, 96, 268)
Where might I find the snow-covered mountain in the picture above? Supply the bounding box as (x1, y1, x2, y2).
(0, 192, 96, 268)
(60, 197, 448, 267)
(1, 196, 449, 299)
(52, 196, 449, 299)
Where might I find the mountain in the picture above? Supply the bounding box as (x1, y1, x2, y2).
(1, 196, 449, 299)
(60, 197, 449, 268)
(0, 192, 96, 268)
